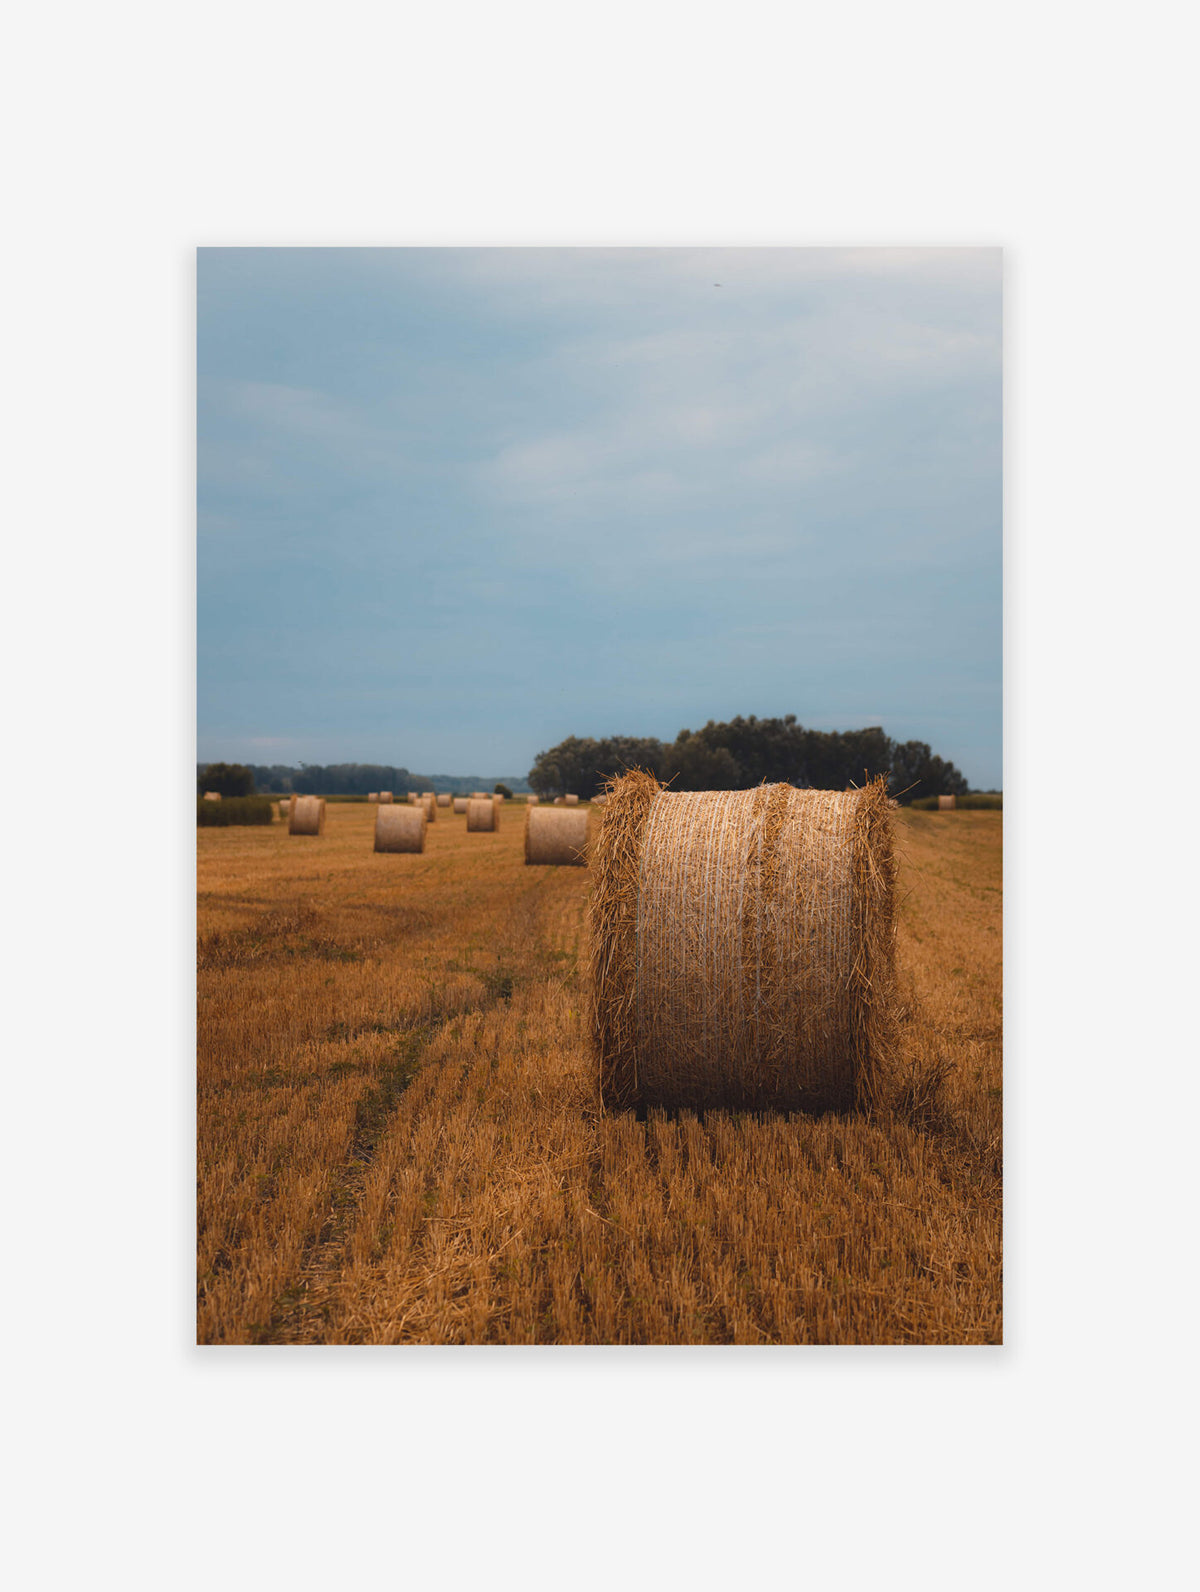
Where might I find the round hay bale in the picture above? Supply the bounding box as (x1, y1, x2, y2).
(466, 797, 497, 832)
(937, 794, 957, 811)
(592, 794, 607, 807)
(203, 791, 221, 801)
(553, 796, 565, 806)
(289, 795, 326, 837)
(564, 793, 579, 806)
(470, 791, 488, 799)
(276, 800, 289, 821)
(588, 772, 896, 1114)
(423, 793, 437, 822)
(525, 805, 589, 867)
(407, 792, 419, 804)
(374, 803, 426, 853)
(452, 796, 469, 814)
(526, 794, 540, 805)
(378, 791, 394, 804)
(367, 791, 379, 802)
(436, 793, 451, 807)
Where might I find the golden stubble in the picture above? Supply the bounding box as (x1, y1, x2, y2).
(197, 801, 1001, 1344)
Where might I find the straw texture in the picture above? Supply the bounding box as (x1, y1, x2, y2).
(588, 772, 896, 1114)
(289, 796, 326, 837)
(452, 797, 469, 814)
(374, 803, 426, 853)
(938, 794, 957, 811)
(525, 805, 589, 866)
(466, 798, 497, 832)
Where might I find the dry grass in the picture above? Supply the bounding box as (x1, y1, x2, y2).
(197, 802, 1001, 1344)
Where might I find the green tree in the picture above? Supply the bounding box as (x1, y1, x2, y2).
(198, 762, 255, 798)
(494, 782, 513, 798)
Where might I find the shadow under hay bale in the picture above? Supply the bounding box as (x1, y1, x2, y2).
(466, 797, 497, 832)
(289, 796, 326, 837)
(374, 803, 426, 853)
(588, 771, 896, 1115)
(525, 804, 589, 866)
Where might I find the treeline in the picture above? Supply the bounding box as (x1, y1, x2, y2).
(527, 717, 972, 803)
(197, 763, 529, 796)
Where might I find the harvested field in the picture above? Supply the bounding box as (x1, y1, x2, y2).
(197, 803, 1001, 1344)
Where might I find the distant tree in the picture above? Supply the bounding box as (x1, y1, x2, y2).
(494, 782, 512, 798)
(888, 741, 969, 803)
(198, 762, 255, 798)
(661, 731, 742, 791)
(528, 735, 666, 798)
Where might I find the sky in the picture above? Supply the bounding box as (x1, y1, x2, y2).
(198, 247, 1001, 786)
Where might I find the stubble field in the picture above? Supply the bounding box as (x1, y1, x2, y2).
(197, 800, 1001, 1345)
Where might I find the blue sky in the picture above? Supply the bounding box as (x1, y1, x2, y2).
(198, 247, 1001, 785)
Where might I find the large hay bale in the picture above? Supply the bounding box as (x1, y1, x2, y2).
(203, 791, 221, 801)
(436, 793, 451, 807)
(374, 803, 426, 853)
(588, 772, 896, 1114)
(937, 794, 957, 811)
(452, 796, 469, 814)
(289, 795, 326, 836)
(367, 791, 378, 802)
(379, 791, 394, 804)
(525, 805, 588, 867)
(466, 797, 497, 832)
(564, 793, 579, 806)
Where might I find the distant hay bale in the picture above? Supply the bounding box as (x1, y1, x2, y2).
(452, 796, 469, 814)
(423, 794, 437, 822)
(276, 800, 288, 821)
(526, 794, 540, 805)
(588, 772, 896, 1114)
(466, 797, 497, 832)
(203, 791, 221, 801)
(378, 791, 393, 804)
(407, 792, 419, 804)
(436, 793, 451, 807)
(564, 793, 579, 805)
(592, 794, 607, 807)
(553, 796, 565, 806)
(289, 795, 326, 837)
(525, 805, 589, 867)
(937, 794, 957, 811)
(374, 803, 426, 854)
(470, 791, 488, 799)
(367, 791, 378, 802)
